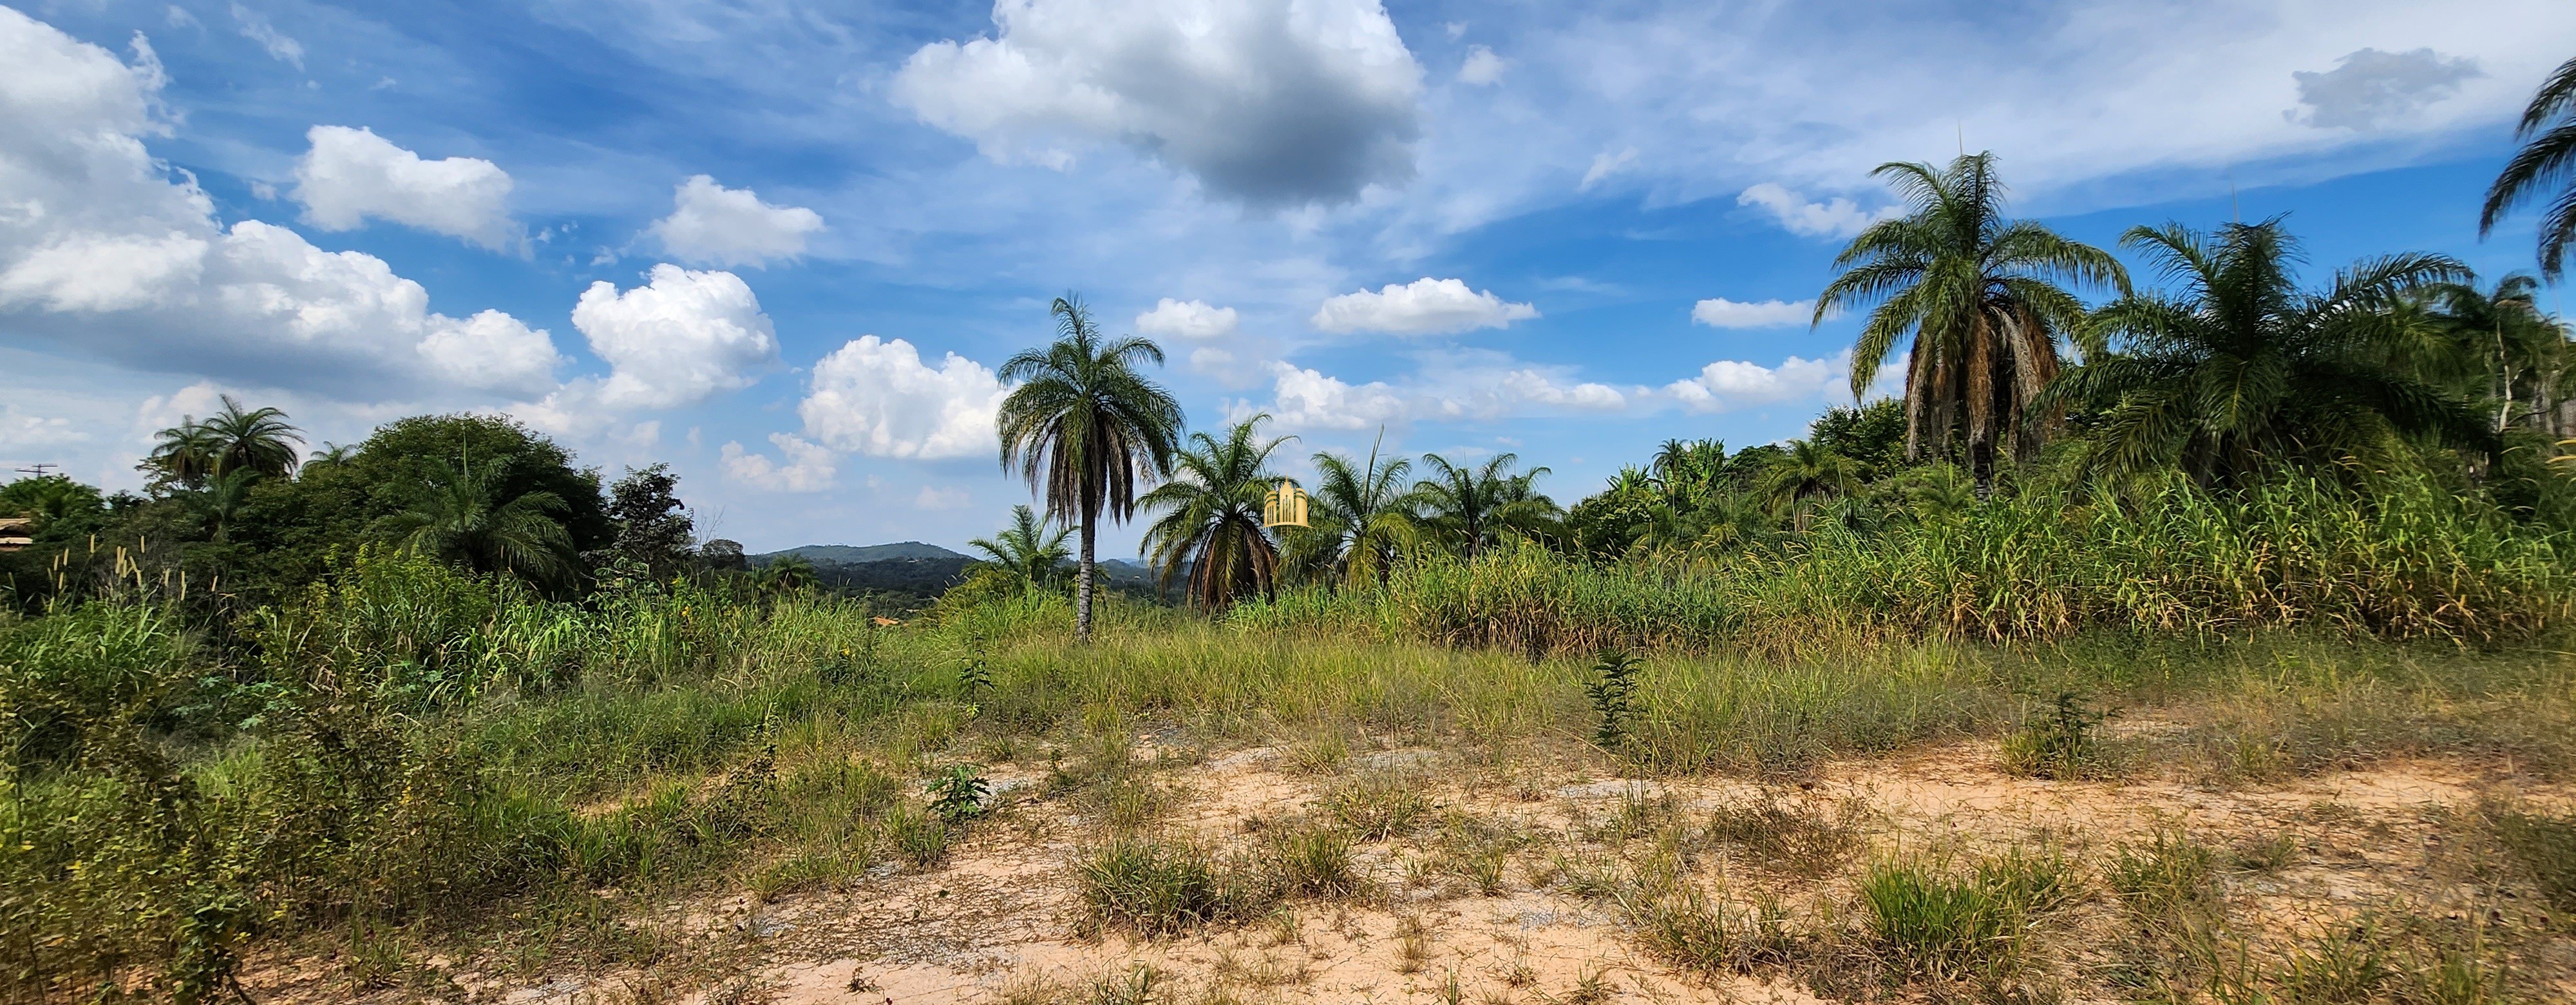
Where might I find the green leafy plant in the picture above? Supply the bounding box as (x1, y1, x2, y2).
(1585, 648, 1642, 750)
(2001, 691, 2107, 779)
(926, 764, 991, 824)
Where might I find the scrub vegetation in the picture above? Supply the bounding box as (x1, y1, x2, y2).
(8, 59, 2576, 1005)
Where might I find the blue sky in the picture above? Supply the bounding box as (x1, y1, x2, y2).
(1, 0, 2570, 554)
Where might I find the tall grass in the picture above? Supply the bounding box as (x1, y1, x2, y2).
(1231, 474, 2572, 658)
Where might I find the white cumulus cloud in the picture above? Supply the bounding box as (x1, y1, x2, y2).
(1256, 363, 1411, 430)
(721, 432, 836, 492)
(648, 175, 824, 267)
(1311, 277, 1537, 336)
(0, 9, 560, 398)
(891, 0, 1424, 206)
(1736, 183, 1898, 239)
(572, 264, 779, 410)
(294, 126, 516, 249)
(799, 335, 1006, 459)
(1691, 298, 1814, 329)
(1662, 350, 1852, 413)
(1458, 44, 1505, 85)
(915, 485, 972, 510)
(1133, 298, 1238, 340)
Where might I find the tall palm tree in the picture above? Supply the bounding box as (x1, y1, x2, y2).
(1138, 416, 1290, 609)
(198, 396, 303, 479)
(1282, 430, 1419, 588)
(1414, 453, 1560, 559)
(2043, 219, 2488, 486)
(146, 396, 303, 488)
(2481, 55, 2576, 280)
(188, 468, 258, 542)
(2428, 275, 2571, 434)
(967, 504, 1074, 592)
(996, 294, 1185, 640)
(376, 454, 575, 584)
(1815, 152, 2129, 486)
(1755, 439, 1868, 529)
(146, 421, 223, 490)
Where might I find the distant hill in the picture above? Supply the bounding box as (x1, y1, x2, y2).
(752, 542, 974, 598)
(758, 542, 967, 564)
(745, 544, 1172, 601)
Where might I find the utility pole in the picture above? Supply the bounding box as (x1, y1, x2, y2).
(13, 463, 57, 478)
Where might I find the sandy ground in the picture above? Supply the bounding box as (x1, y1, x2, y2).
(244, 737, 2576, 1005)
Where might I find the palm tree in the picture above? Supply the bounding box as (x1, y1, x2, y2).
(1815, 152, 2129, 486)
(2043, 219, 2488, 486)
(967, 504, 1074, 592)
(2428, 275, 2571, 434)
(146, 396, 303, 488)
(757, 554, 819, 596)
(146, 419, 224, 490)
(1282, 430, 1419, 588)
(1137, 416, 1290, 609)
(187, 468, 258, 542)
(2481, 55, 2576, 280)
(377, 454, 576, 584)
(1414, 453, 1560, 559)
(996, 294, 1185, 640)
(1755, 439, 1868, 529)
(198, 396, 303, 479)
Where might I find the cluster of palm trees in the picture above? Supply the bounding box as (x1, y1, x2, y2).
(144, 396, 304, 541)
(990, 302, 1568, 625)
(140, 400, 586, 582)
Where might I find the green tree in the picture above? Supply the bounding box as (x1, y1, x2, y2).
(2045, 219, 2488, 486)
(1414, 453, 1560, 559)
(346, 414, 614, 555)
(146, 396, 303, 488)
(756, 554, 818, 596)
(2428, 274, 2573, 436)
(2481, 55, 2576, 280)
(375, 454, 576, 584)
(967, 504, 1073, 592)
(1282, 432, 1419, 588)
(996, 294, 1184, 640)
(0, 475, 105, 528)
(603, 463, 696, 576)
(1756, 439, 1868, 529)
(1138, 416, 1290, 609)
(1815, 152, 2128, 485)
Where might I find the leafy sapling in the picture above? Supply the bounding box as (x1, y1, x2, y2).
(927, 763, 992, 824)
(1586, 649, 1643, 751)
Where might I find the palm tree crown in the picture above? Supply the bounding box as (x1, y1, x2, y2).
(1138, 416, 1291, 609)
(1282, 432, 1420, 589)
(2481, 55, 2576, 280)
(147, 395, 303, 488)
(967, 504, 1074, 592)
(376, 454, 576, 584)
(2043, 219, 2488, 486)
(996, 294, 1184, 639)
(1414, 453, 1559, 559)
(1815, 152, 2128, 483)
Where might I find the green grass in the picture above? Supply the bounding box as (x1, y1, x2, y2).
(5, 502, 2573, 1000)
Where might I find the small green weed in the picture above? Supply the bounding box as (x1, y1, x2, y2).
(1322, 772, 1430, 840)
(2001, 691, 2107, 780)
(883, 807, 949, 868)
(1265, 825, 1359, 900)
(1858, 852, 2069, 981)
(1076, 838, 1257, 936)
(1703, 789, 1865, 877)
(927, 763, 991, 823)
(2107, 827, 2219, 921)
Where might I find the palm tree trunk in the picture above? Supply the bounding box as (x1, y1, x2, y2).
(1903, 345, 1932, 462)
(1965, 314, 1996, 497)
(1075, 512, 1097, 642)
